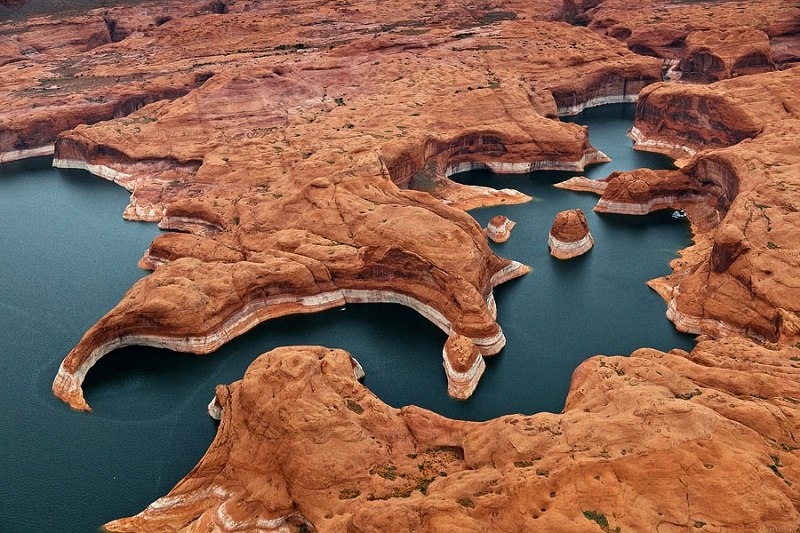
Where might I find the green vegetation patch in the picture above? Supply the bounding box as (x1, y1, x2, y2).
(583, 510, 621, 533)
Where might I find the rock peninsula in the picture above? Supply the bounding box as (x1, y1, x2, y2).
(2, 0, 800, 531)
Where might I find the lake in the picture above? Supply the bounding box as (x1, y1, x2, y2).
(0, 104, 694, 531)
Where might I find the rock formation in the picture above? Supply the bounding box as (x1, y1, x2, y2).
(0, 0, 665, 411)
(575, 67, 800, 347)
(580, 0, 800, 71)
(484, 215, 516, 243)
(548, 208, 594, 259)
(678, 28, 775, 83)
(104, 343, 800, 532)
(1, 0, 799, 531)
(442, 334, 486, 400)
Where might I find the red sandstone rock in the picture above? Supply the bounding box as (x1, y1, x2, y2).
(442, 334, 485, 400)
(553, 175, 608, 194)
(583, 0, 800, 68)
(104, 343, 800, 532)
(484, 215, 516, 243)
(0, 0, 667, 410)
(679, 28, 775, 82)
(1, 0, 799, 531)
(594, 68, 800, 347)
(548, 208, 594, 259)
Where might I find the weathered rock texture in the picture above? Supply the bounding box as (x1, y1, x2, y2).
(105, 344, 800, 533)
(1, 0, 800, 531)
(580, 0, 800, 72)
(442, 333, 486, 400)
(484, 215, 516, 243)
(0, 0, 667, 411)
(548, 208, 594, 259)
(585, 68, 800, 348)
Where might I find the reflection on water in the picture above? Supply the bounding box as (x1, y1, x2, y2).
(0, 104, 694, 531)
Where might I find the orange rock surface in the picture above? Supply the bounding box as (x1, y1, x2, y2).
(484, 214, 516, 243)
(1, 0, 799, 531)
(548, 208, 594, 259)
(105, 343, 800, 532)
(442, 333, 485, 400)
(0, 0, 665, 411)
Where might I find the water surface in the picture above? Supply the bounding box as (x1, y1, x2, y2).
(0, 104, 693, 531)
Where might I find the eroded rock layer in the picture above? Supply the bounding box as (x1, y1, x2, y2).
(442, 333, 486, 400)
(617, 68, 800, 346)
(105, 344, 800, 533)
(1, 0, 800, 531)
(484, 215, 516, 243)
(0, 0, 667, 411)
(580, 0, 800, 73)
(548, 208, 594, 259)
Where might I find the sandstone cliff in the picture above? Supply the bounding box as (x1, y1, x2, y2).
(1, 0, 799, 531)
(1, 0, 663, 411)
(105, 343, 800, 532)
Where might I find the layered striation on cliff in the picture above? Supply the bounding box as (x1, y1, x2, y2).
(587, 68, 800, 347)
(2, 0, 800, 530)
(484, 215, 516, 243)
(581, 0, 800, 74)
(0, 0, 665, 411)
(547, 208, 594, 259)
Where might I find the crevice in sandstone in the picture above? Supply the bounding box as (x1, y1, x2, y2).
(102, 15, 127, 43)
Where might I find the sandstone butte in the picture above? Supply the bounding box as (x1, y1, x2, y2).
(484, 214, 516, 243)
(548, 208, 594, 259)
(2, 0, 800, 531)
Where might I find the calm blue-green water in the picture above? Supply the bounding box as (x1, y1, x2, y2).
(0, 104, 693, 532)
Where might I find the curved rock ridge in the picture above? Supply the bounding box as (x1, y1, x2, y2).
(3, 0, 800, 530)
(0, 0, 666, 410)
(553, 175, 608, 195)
(484, 215, 516, 243)
(104, 343, 800, 532)
(442, 333, 486, 400)
(548, 208, 594, 259)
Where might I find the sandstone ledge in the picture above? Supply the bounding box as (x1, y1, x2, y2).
(442, 334, 486, 400)
(484, 215, 516, 243)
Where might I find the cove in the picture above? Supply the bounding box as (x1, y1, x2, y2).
(0, 104, 694, 532)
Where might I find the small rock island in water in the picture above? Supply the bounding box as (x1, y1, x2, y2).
(2, 0, 800, 530)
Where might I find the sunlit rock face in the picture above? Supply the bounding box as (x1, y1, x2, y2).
(611, 68, 800, 347)
(0, 0, 664, 411)
(442, 333, 486, 400)
(104, 344, 800, 533)
(547, 209, 594, 259)
(1, 0, 800, 531)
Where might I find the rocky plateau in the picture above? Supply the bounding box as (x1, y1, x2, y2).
(2, 0, 800, 531)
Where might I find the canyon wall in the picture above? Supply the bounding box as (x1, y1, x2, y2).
(1, 0, 799, 531)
